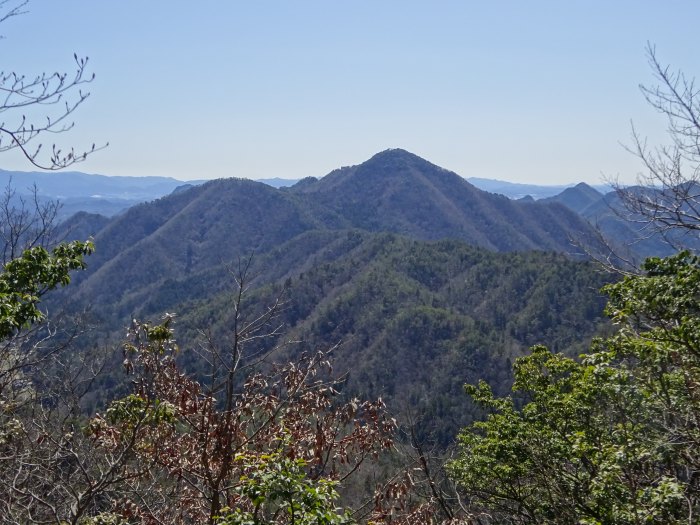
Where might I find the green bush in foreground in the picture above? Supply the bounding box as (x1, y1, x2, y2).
(449, 251, 700, 524)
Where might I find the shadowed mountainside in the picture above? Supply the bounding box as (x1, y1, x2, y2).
(288, 149, 598, 252)
(546, 182, 700, 260)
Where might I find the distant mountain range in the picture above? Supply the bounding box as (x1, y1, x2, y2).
(0, 164, 611, 219)
(467, 177, 612, 200)
(541, 182, 700, 260)
(4, 149, 691, 268)
(0, 169, 297, 219)
(62, 150, 601, 286)
(0, 169, 191, 219)
(4, 148, 679, 266)
(58, 149, 601, 327)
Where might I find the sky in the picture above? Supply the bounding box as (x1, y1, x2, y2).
(1, 1, 698, 185)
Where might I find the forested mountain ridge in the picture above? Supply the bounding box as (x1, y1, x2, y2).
(66, 178, 324, 316)
(55, 149, 610, 328)
(288, 149, 599, 252)
(168, 232, 612, 444)
(68, 226, 613, 447)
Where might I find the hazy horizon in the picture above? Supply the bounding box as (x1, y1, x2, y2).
(2, 1, 698, 185)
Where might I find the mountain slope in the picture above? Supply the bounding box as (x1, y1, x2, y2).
(546, 184, 700, 260)
(170, 232, 612, 444)
(68, 178, 326, 319)
(46, 150, 621, 445)
(290, 149, 598, 253)
(543, 182, 603, 214)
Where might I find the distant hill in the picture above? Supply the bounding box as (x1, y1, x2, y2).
(55, 211, 111, 242)
(545, 183, 700, 260)
(542, 182, 603, 214)
(468, 176, 612, 200)
(0, 169, 199, 219)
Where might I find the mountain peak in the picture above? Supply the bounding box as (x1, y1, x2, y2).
(285, 149, 597, 253)
(544, 182, 603, 214)
(294, 148, 454, 194)
(364, 148, 437, 170)
(369, 148, 419, 160)
(573, 182, 597, 192)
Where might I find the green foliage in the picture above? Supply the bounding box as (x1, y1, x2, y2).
(449, 251, 700, 524)
(217, 452, 351, 525)
(78, 513, 130, 525)
(104, 394, 176, 427)
(0, 240, 93, 339)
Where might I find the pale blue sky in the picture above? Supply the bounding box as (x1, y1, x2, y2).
(1, 1, 697, 184)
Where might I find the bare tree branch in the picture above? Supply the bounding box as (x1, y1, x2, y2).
(0, 1, 106, 170)
(614, 43, 700, 247)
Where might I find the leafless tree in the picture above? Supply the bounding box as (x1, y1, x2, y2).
(0, 179, 62, 263)
(0, 318, 122, 525)
(614, 43, 700, 245)
(0, 0, 106, 170)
